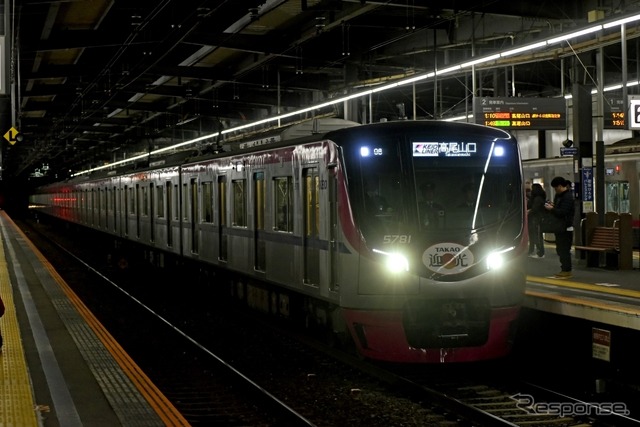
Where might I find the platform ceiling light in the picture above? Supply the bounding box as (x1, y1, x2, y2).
(435, 65, 460, 76)
(547, 25, 603, 45)
(500, 41, 548, 57)
(460, 54, 500, 69)
(73, 11, 640, 177)
(603, 13, 640, 29)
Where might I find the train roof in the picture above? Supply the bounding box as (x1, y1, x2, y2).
(41, 118, 515, 188)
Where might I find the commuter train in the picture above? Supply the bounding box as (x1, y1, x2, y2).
(29, 119, 527, 363)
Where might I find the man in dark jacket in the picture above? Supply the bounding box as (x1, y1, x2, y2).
(545, 177, 575, 278)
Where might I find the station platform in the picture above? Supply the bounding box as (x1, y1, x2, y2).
(525, 242, 640, 330)
(0, 210, 189, 426)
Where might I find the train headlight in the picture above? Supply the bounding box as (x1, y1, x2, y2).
(373, 249, 409, 273)
(485, 246, 515, 270)
(486, 252, 504, 270)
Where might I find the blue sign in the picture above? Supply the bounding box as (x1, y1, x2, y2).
(560, 147, 578, 156)
(582, 167, 593, 202)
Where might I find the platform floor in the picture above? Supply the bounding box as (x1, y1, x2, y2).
(0, 210, 189, 427)
(525, 241, 640, 330)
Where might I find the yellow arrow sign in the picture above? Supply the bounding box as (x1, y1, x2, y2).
(4, 127, 20, 145)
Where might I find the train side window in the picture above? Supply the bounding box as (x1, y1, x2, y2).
(141, 185, 149, 216)
(273, 176, 293, 232)
(254, 172, 265, 230)
(218, 176, 227, 226)
(202, 181, 213, 223)
(182, 183, 189, 220)
(112, 187, 117, 231)
(128, 187, 135, 215)
(304, 168, 319, 237)
(173, 184, 179, 220)
(91, 189, 96, 225)
(156, 185, 164, 218)
(232, 179, 247, 227)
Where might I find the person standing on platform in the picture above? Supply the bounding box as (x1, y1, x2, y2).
(527, 183, 546, 258)
(545, 177, 575, 279)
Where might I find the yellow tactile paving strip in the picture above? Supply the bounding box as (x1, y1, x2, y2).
(0, 221, 40, 426)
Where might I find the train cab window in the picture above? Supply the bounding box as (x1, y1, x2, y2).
(232, 179, 247, 227)
(202, 181, 213, 223)
(273, 176, 293, 232)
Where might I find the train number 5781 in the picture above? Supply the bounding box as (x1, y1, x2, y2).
(383, 235, 412, 244)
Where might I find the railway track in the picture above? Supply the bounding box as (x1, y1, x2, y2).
(15, 214, 640, 427)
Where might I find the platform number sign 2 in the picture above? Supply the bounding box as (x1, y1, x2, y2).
(629, 99, 640, 130)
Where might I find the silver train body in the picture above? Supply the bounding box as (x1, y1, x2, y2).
(30, 119, 527, 363)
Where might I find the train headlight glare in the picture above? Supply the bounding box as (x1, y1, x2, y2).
(374, 249, 409, 273)
(386, 253, 409, 273)
(486, 252, 505, 270)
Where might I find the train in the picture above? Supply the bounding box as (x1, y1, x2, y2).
(29, 118, 527, 363)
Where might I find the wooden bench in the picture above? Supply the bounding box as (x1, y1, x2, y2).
(575, 226, 620, 268)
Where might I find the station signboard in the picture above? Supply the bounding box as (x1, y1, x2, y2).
(604, 96, 625, 129)
(474, 97, 567, 130)
(629, 95, 640, 130)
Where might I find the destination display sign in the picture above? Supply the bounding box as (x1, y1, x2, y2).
(604, 96, 625, 129)
(474, 97, 567, 130)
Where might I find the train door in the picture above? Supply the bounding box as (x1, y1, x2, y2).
(328, 171, 338, 292)
(124, 185, 129, 236)
(218, 175, 228, 261)
(606, 181, 630, 213)
(190, 178, 198, 253)
(303, 167, 320, 286)
(135, 184, 141, 239)
(149, 183, 155, 243)
(254, 171, 266, 271)
(112, 186, 117, 233)
(166, 182, 173, 247)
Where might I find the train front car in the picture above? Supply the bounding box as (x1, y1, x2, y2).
(332, 121, 527, 363)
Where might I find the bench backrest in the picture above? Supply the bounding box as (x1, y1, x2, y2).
(589, 226, 619, 249)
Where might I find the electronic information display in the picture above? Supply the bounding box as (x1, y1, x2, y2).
(604, 97, 625, 129)
(474, 97, 566, 130)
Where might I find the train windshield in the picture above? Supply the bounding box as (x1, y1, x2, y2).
(348, 129, 521, 244)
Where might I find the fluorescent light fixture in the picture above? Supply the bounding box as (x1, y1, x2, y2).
(603, 84, 623, 92)
(603, 13, 640, 28)
(370, 82, 399, 93)
(435, 65, 461, 75)
(501, 41, 548, 57)
(397, 74, 429, 86)
(460, 54, 500, 68)
(442, 114, 473, 122)
(547, 25, 602, 45)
